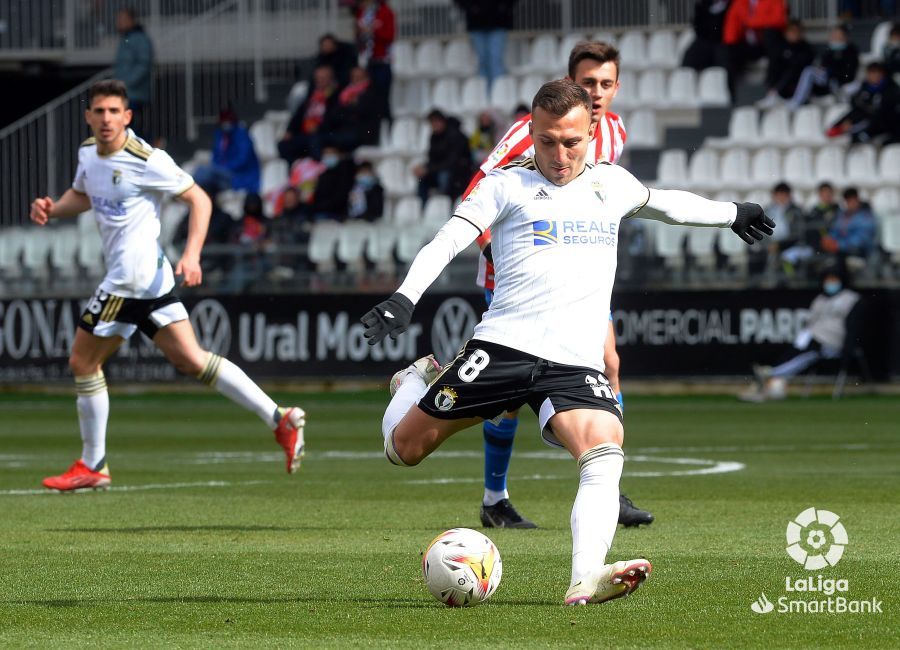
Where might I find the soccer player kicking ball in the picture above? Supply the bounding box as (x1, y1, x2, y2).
(30, 80, 305, 492)
(362, 80, 773, 605)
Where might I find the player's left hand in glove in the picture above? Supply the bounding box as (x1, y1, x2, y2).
(361, 293, 415, 345)
(731, 202, 776, 245)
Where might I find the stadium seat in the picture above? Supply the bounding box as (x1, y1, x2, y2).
(366, 222, 398, 270)
(21, 229, 52, 280)
(625, 109, 658, 147)
(414, 40, 444, 77)
(49, 226, 79, 278)
(650, 220, 685, 270)
(392, 196, 422, 225)
(286, 80, 309, 114)
(396, 225, 428, 264)
(813, 146, 845, 183)
(686, 225, 718, 270)
(685, 148, 719, 191)
(878, 144, 900, 184)
(431, 78, 462, 115)
(591, 31, 616, 45)
(443, 39, 476, 77)
(637, 69, 667, 108)
(423, 195, 452, 223)
(336, 222, 372, 269)
(656, 149, 689, 188)
(698, 67, 729, 106)
(249, 120, 277, 162)
(707, 106, 759, 148)
(743, 189, 770, 206)
(517, 34, 559, 75)
(720, 148, 752, 190)
(759, 107, 791, 146)
(844, 145, 879, 189)
(488, 75, 518, 112)
(558, 34, 585, 64)
(392, 41, 416, 79)
(675, 29, 693, 61)
(77, 223, 104, 279)
(260, 160, 288, 195)
(518, 73, 548, 106)
(822, 104, 850, 131)
(782, 147, 815, 190)
(264, 110, 290, 136)
(612, 70, 638, 110)
(218, 189, 246, 218)
(618, 32, 647, 70)
(717, 223, 749, 275)
(667, 67, 699, 109)
(791, 105, 825, 146)
(377, 159, 415, 197)
(872, 187, 900, 218)
(459, 77, 489, 115)
(386, 118, 420, 156)
(392, 79, 431, 119)
(862, 21, 893, 64)
(648, 30, 678, 69)
(881, 215, 900, 263)
(0, 227, 26, 281)
(159, 201, 187, 260)
(307, 222, 341, 271)
(750, 147, 783, 189)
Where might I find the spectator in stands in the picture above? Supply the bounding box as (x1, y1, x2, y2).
(788, 25, 860, 111)
(279, 64, 340, 164)
(822, 187, 877, 259)
(314, 33, 358, 88)
(682, 0, 730, 72)
(193, 108, 261, 194)
(740, 264, 862, 401)
(414, 109, 474, 205)
(348, 161, 385, 222)
(308, 146, 356, 221)
(453, 0, 520, 91)
(722, 0, 787, 103)
(469, 110, 500, 163)
(884, 24, 900, 79)
(328, 66, 381, 152)
(512, 103, 530, 120)
(757, 20, 815, 109)
(114, 7, 154, 140)
(805, 182, 840, 253)
(238, 193, 267, 245)
(270, 187, 311, 247)
(763, 181, 804, 275)
(827, 62, 900, 143)
(354, 0, 396, 122)
(176, 184, 238, 276)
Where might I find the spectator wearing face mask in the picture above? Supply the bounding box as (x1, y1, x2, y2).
(788, 25, 860, 110)
(827, 62, 900, 143)
(741, 265, 861, 401)
(193, 108, 261, 194)
(327, 66, 382, 152)
(347, 161, 384, 222)
(821, 187, 878, 259)
(308, 146, 356, 221)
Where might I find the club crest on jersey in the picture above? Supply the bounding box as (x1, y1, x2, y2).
(592, 181, 606, 203)
(532, 220, 558, 245)
(112, 169, 123, 185)
(434, 386, 458, 412)
(533, 188, 552, 201)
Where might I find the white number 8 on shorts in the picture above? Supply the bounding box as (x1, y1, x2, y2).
(458, 349, 490, 383)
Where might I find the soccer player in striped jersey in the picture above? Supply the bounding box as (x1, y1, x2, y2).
(467, 42, 651, 530)
(29, 80, 305, 492)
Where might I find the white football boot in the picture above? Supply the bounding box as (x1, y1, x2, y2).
(390, 354, 442, 396)
(565, 559, 652, 605)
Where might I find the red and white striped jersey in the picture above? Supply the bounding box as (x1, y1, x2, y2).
(471, 111, 627, 289)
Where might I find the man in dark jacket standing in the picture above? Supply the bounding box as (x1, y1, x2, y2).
(454, 1, 519, 91)
(414, 110, 474, 205)
(113, 8, 154, 140)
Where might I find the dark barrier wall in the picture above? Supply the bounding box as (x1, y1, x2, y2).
(0, 289, 895, 383)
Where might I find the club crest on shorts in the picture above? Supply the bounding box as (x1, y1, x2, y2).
(112, 169, 123, 185)
(434, 386, 458, 412)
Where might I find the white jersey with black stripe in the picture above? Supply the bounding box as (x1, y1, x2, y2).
(454, 158, 649, 372)
(73, 129, 195, 299)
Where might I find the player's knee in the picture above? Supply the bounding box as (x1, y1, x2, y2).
(68, 353, 100, 377)
(384, 428, 423, 467)
(168, 349, 207, 376)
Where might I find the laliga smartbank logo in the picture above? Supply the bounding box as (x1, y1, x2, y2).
(749, 508, 882, 615)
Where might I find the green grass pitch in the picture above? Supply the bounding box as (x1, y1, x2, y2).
(0, 391, 897, 648)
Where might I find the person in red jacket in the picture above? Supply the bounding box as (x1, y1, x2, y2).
(722, 0, 787, 102)
(355, 0, 396, 122)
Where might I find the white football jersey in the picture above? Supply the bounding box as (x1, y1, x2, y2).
(454, 158, 649, 372)
(73, 129, 194, 299)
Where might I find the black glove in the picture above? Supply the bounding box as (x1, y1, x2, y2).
(731, 202, 776, 245)
(361, 293, 415, 345)
(481, 242, 493, 263)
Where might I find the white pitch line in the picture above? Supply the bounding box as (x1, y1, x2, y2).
(0, 480, 270, 497)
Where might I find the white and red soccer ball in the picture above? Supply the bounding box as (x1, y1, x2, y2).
(422, 528, 502, 607)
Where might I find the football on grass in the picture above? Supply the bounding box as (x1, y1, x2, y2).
(422, 528, 502, 607)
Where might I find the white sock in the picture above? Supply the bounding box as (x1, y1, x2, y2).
(198, 353, 279, 428)
(382, 373, 427, 465)
(75, 371, 109, 470)
(483, 488, 509, 506)
(570, 443, 624, 588)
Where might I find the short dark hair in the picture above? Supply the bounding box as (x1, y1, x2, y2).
(785, 19, 803, 31)
(843, 187, 859, 200)
(119, 7, 138, 21)
(890, 22, 900, 38)
(88, 79, 129, 106)
(773, 181, 792, 194)
(532, 79, 592, 118)
(567, 41, 620, 79)
(866, 61, 886, 74)
(817, 181, 834, 192)
(357, 160, 374, 173)
(426, 109, 446, 122)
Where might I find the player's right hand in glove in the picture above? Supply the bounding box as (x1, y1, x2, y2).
(731, 202, 776, 245)
(361, 293, 415, 345)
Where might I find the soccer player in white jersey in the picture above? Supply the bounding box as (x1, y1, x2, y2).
(361, 79, 774, 605)
(467, 42, 649, 529)
(29, 80, 306, 491)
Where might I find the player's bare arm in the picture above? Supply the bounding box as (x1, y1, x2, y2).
(174, 182, 212, 287)
(29, 188, 91, 225)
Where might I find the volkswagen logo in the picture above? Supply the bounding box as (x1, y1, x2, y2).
(190, 299, 232, 356)
(431, 298, 478, 363)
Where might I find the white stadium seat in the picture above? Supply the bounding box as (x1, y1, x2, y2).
(651, 221, 685, 270)
(377, 159, 415, 197)
(430, 78, 461, 115)
(591, 31, 616, 45)
(686, 149, 719, 191)
(366, 223, 398, 270)
(264, 110, 290, 137)
(423, 195, 452, 223)
(675, 29, 693, 61)
(387, 118, 420, 156)
(878, 144, 900, 184)
(782, 147, 815, 190)
(49, 226, 79, 277)
(558, 34, 586, 64)
(336, 222, 372, 268)
(459, 77, 489, 115)
(862, 21, 893, 63)
(77, 222, 104, 279)
(686, 226, 718, 269)
(617, 32, 647, 70)
(392, 196, 422, 225)
(698, 67, 729, 106)
(844, 145, 879, 189)
(648, 30, 678, 69)
(626, 109, 658, 148)
(307, 222, 341, 271)
(882, 216, 900, 262)
(791, 105, 825, 146)
(413, 40, 443, 78)
(392, 41, 416, 79)
(286, 80, 309, 114)
(518, 73, 548, 106)
(0, 227, 26, 281)
(720, 148, 752, 190)
(396, 225, 429, 264)
(667, 67, 699, 109)
(392, 79, 431, 119)
(442, 39, 476, 77)
(823, 104, 850, 131)
(612, 70, 638, 110)
(759, 107, 791, 146)
(717, 224, 749, 273)
(489, 75, 518, 112)
(249, 120, 277, 162)
(656, 149, 689, 188)
(814, 146, 846, 183)
(750, 147, 783, 189)
(522, 34, 560, 74)
(637, 69, 667, 108)
(872, 187, 900, 218)
(260, 159, 288, 195)
(708, 106, 759, 148)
